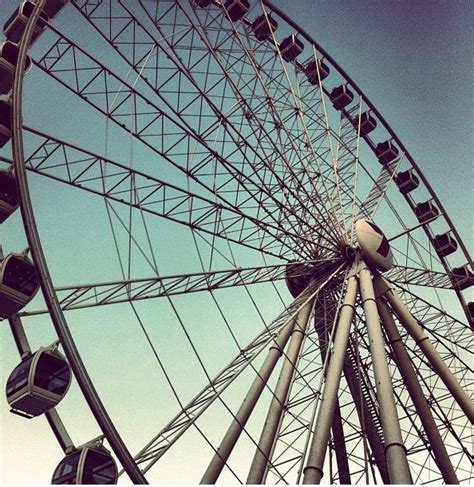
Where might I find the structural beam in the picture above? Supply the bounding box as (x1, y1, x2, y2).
(200, 298, 315, 484)
(359, 267, 412, 484)
(374, 275, 474, 423)
(302, 273, 358, 484)
(246, 297, 313, 484)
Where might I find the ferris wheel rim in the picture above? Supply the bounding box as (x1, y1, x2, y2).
(3, 0, 472, 484)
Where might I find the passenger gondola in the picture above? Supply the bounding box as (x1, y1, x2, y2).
(43, 0, 69, 19)
(395, 169, 419, 194)
(223, 0, 250, 22)
(52, 445, 118, 484)
(414, 199, 439, 224)
(6, 347, 71, 417)
(305, 58, 330, 85)
(0, 168, 19, 222)
(352, 111, 377, 137)
(450, 265, 473, 291)
(329, 84, 354, 110)
(0, 252, 40, 318)
(467, 302, 474, 324)
(433, 232, 458, 257)
(375, 139, 399, 165)
(194, 0, 213, 6)
(252, 14, 278, 42)
(0, 41, 32, 95)
(0, 99, 12, 148)
(279, 35, 304, 62)
(3, 1, 50, 45)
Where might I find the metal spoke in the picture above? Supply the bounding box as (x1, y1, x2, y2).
(20, 259, 342, 315)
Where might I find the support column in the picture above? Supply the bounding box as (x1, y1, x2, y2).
(302, 274, 358, 484)
(376, 298, 459, 484)
(374, 276, 474, 423)
(246, 299, 313, 484)
(200, 298, 314, 484)
(359, 267, 411, 484)
(8, 315, 74, 452)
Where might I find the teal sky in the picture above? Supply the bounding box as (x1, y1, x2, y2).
(0, 0, 472, 484)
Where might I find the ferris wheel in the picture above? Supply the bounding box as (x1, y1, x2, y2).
(0, 0, 472, 484)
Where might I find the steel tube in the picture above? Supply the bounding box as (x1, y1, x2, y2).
(302, 274, 358, 484)
(246, 300, 313, 484)
(374, 276, 474, 423)
(359, 268, 411, 484)
(200, 299, 314, 484)
(377, 298, 459, 484)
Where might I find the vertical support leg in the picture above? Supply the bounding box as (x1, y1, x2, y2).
(200, 299, 314, 484)
(8, 315, 74, 452)
(376, 298, 459, 484)
(374, 276, 474, 423)
(246, 300, 313, 484)
(358, 267, 411, 484)
(302, 274, 358, 484)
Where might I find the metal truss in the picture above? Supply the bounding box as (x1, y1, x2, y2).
(21, 259, 342, 315)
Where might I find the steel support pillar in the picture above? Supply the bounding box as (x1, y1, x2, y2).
(200, 299, 315, 484)
(302, 274, 358, 484)
(376, 298, 459, 484)
(8, 315, 74, 452)
(246, 300, 313, 484)
(374, 276, 474, 423)
(359, 268, 411, 484)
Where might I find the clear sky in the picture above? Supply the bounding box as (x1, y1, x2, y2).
(0, 0, 472, 484)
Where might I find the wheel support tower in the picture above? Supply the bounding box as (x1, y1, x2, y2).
(200, 254, 470, 484)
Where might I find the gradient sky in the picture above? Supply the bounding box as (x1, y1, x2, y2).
(0, 0, 472, 484)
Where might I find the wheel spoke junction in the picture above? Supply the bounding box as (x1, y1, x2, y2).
(0, 0, 472, 485)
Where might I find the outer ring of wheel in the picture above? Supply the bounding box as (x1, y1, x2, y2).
(9, 1, 472, 483)
(10, 1, 147, 483)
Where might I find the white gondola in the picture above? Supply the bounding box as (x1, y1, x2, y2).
(3, 1, 50, 44)
(223, 0, 250, 22)
(414, 199, 439, 224)
(252, 14, 278, 42)
(329, 84, 354, 110)
(0, 252, 39, 318)
(52, 445, 118, 484)
(305, 58, 330, 86)
(0, 41, 32, 95)
(375, 139, 399, 165)
(6, 347, 71, 418)
(433, 232, 458, 257)
(0, 99, 12, 148)
(279, 34, 304, 62)
(395, 169, 419, 194)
